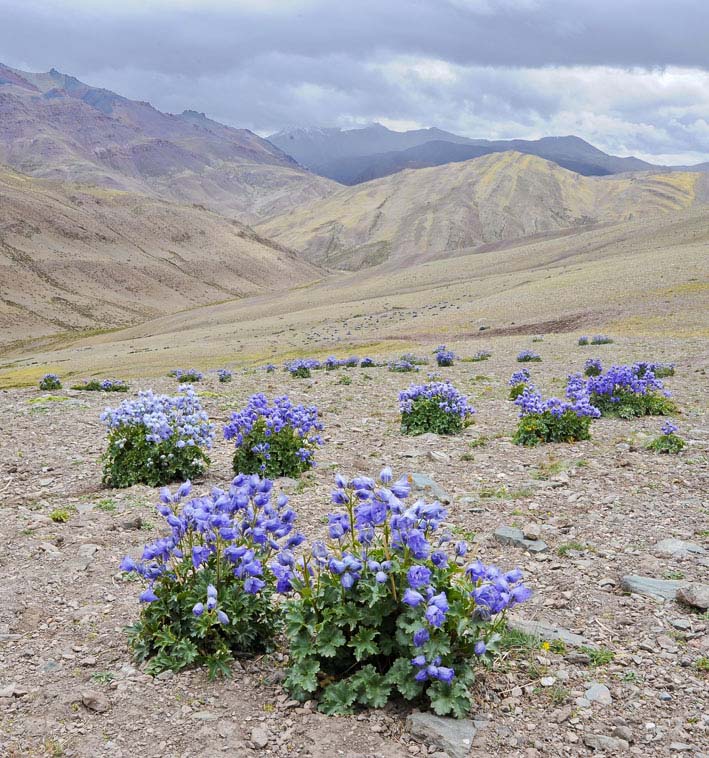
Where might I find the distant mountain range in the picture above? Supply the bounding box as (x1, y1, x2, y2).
(0, 63, 335, 222)
(269, 123, 709, 184)
(257, 151, 708, 270)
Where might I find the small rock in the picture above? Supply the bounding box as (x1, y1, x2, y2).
(669, 743, 694, 753)
(523, 523, 541, 541)
(427, 451, 450, 464)
(81, 691, 110, 713)
(620, 575, 685, 601)
(612, 725, 633, 743)
(540, 676, 556, 687)
(494, 526, 548, 553)
(507, 618, 598, 649)
(410, 474, 451, 504)
(653, 539, 706, 559)
(676, 583, 709, 610)
(585, 683, 612, 706)
(250, 726, 270, 749)
(584, 734, 629, 752)
(406, 712, 480, 758)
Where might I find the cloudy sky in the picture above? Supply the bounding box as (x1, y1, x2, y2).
(2, 0, 708, 164)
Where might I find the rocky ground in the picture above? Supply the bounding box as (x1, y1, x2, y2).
(0, 335, 707, 757)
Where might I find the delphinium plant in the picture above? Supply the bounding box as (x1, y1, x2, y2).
(279, 468, 532, 717)
(400, 353, 429, 366)
(171, 369, 203, 383)
(581, 364, 677, 418)
(634, 361, 675, 378)
(263, 364, 277, 373)
(224, 394, 323, 478)
(101, 387, 214, 487)
(467, 350, 491, 362)
(583, 358, 603, 377)
(217, 369, 233, 383)
(434, 345, 456, 367)
(577, 336, 590, 346)
(360, 357, 377, 368)
(39, 373, 62, 390)
(343, 356, 360, 368)
(590, 335, 614, 345)
(516, 350, 542, 363)
(72, 378, 129, 392)
(399, 381, 475, 435)
(647, 421, 685, 454)
(389, 360, 419, 373)
(508, 369, 531, 400)
(285, 359, 320, 378)
(120, 475, 304, 678)
(512, 379, 600, 446)
(324, 356, 341, 371)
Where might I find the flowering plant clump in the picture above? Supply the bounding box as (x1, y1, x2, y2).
(583, 358, 603, 377)
(360, 357, 377, 368)
(171, 369, 203, 383)
(467, 350, 491, 362)
(516, 350, 542, 363)
(647, 421, 685, 454)
(101, 387, 214, 487)
(400, 353, 429, 365)
(591, 335, 613, 345)
(72, 378, 129, 392)
(324, 356, 341, 371)
(263, 364, 277, 373)
(39, 373, 62, 390)
(224, 394, 323, 478)
(508, 369, 531, 400)
(280, 469, 532, 716)
(120, 476, 303, 678)
(634, 361, 675, 378)
(399, 381, 475, 436)
(581, 364, 677, 418)
(512, 379, 600, 446)
(577, 336, 590, 346)
(434, 345, 456, 367)
(389, 360, 419, 373)
(285, 359, 320, 378)
(217, 369, 233, 383)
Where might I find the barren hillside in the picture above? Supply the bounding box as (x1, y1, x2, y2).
(257, 152, 707, 270)
(0, 168, 321, 346)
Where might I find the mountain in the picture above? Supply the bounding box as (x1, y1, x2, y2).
(256, 151, 708, 270)
(268, 123, 699, 185)
(0, 63, 337, 223)
(0, 167, 320, 346)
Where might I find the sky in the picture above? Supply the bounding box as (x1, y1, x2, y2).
(1, 0, 708, 164)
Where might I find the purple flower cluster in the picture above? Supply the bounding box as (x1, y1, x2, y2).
(515, 381, 600, 419)
(120, 474, 304, 599)
(661, 420, 678, 436)
(360, 357, 376, 367)
(471, 350, 492, 361)
(217, 369, 232, 383)
(223, 393, 323, 463)
(285, 358, 321, 375)
(582, 364, 666, 401)
(591, 335, 613, 344)
(583, 358, 603, 376)
(39, 373, 62, 390)
(99, 378, 128, 391)
(389, 360, 419, 373)
(170, 368, 204, 382)
(399, 381, 474, 419)
(434, 345, 456, 367)
(101, 387, 214, 448)
(517, 350, 542, 362)
(508, 368, 531, 387)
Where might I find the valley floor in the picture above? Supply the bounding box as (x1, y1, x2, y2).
(0, 335, 707, 756)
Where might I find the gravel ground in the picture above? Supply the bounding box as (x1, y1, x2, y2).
(1, 336, 707, 757)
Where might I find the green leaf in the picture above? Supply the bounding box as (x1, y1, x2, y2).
(315, 624, 346, 658)
(350, 628, 379, 661)
(385, 657, 424, 701)
(285, 658, 320, 694)
(319, 680, 358, 715)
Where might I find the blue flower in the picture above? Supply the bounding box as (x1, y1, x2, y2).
(474, 640, 486, 656)
(403, 588, 425, 607)
(139, 587, 158, 603)
(413, 628, 430, 647)
(407, 565, 432, 590)
(192, 602, 205, 617)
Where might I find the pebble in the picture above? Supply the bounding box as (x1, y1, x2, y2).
(585, 683, 612, 706)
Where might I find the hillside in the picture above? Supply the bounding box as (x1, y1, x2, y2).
(269, 124, 666, 184)
(256, 152, 708, 270)
(0, 168, 321, 347)
(0, 64, 337, 223)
